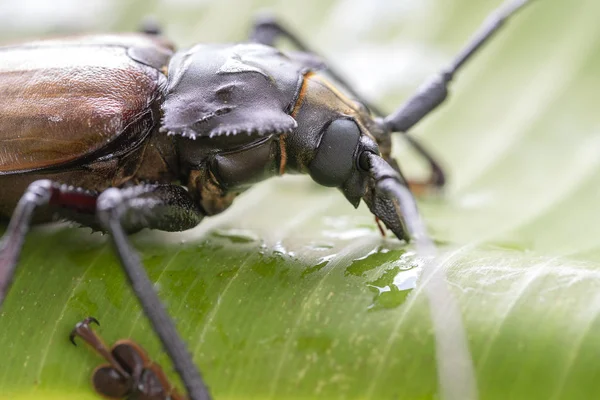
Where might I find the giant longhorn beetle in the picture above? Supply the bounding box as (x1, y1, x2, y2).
(0, 0, 532, 398)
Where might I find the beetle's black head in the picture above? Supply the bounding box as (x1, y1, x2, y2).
(284, 72, 410, 241)
(161, 43, 411, 241)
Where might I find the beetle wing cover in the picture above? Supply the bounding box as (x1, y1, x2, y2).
(0, 37, 169, 173)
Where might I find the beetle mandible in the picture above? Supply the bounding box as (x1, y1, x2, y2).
(0, 0, 532, 399)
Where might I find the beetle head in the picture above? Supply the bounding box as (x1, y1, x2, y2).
(286, 72, 410, 241)
(161, 43, 412, 241)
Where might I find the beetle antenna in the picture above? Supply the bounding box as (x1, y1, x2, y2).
(448, 0, 530, 75)
(385, 0, 533, 133)
(361, 152, 480, 398)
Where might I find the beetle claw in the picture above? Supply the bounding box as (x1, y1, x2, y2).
(70, 317, 100, 346)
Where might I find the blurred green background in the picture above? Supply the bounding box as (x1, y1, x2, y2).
(1, 0, 600, 399)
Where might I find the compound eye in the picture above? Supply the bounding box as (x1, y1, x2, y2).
(308, 119, 361, 187)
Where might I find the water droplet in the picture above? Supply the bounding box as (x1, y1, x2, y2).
(301, 254, 336, 278)
(306, 242, 335, 251)
(392, 268, 419, 291)
(253, 253, 282, 277)
(345, 247, 406, 277)
(272, 241, 295, 258)
(364, 252, 421, 310)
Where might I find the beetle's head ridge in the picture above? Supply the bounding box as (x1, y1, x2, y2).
(161, 43, 300, 140)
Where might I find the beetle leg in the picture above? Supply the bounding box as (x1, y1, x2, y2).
(249, 16, 378, 113)
(384, 0, 532, 134)
(0, 180, 97, 305)
(248, 15, 446, 193)
(95, 184, 210, 400)
(139, 16, 162, 36)
(0, 182, 210, 399)
(383, 139, 445, 196)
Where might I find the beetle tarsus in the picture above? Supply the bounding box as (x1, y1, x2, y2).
(72, 317, 186, 399)
(70, 316, 101, 346)
(69, 331, 78, 346)
(70, 317, 132, 379)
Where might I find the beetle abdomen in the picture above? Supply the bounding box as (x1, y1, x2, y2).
(0, 39, 168, 173)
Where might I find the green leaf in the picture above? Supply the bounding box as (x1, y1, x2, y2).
(2, 0, 600, 399)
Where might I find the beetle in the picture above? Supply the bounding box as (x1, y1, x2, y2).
(70, 317, 185, 400)
(0, 0, 532, 399)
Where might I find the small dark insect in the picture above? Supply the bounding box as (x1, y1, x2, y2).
(70, 317, 185, 400)
(0, 1, 533, 399)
